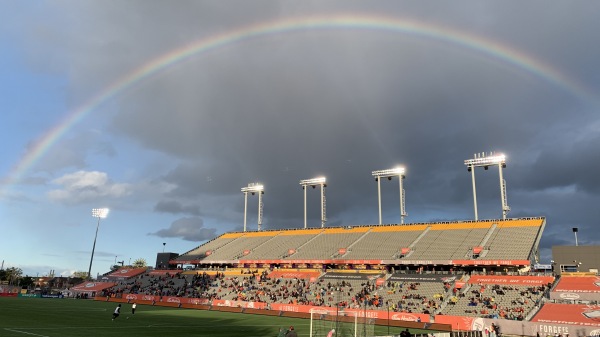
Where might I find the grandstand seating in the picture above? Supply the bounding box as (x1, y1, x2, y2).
(407, 223, 491, 260)
(71, 210, 600, 337)
(201, 232, 275, 261)
(440, 275, 552, 320)
(90, 217, 557, 328)
(342, 225, 426, 259)
(483, 220, 542, 260)
(244, 231, 318, 259)
(286, 228, 369, 259)
(98, 267, 561, 327)
(172, 218, 544, 264)
(174, 235, 238, 262)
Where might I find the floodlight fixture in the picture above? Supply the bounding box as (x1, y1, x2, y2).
(299, 177, 327, 186)
(241, 183, 264, 194)
(464, 152, 510, 220)
(300, 176, 327, 228)
(92, 208, 109, 219)
(371, 167, 405, 179)
(464, 153, 506, 168)
(88, 208, 110, 279)
(241, 183, 264, 232)
(372, 167, 407, 225)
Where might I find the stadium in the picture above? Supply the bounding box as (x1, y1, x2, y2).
(2, 153, 594, 337)
(3, 154, 599, 337)
(2, 2, 598, 337)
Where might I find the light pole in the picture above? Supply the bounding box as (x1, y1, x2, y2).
(88, 208, 109, 280)
(299, 177, 327, 228)
(387, 300, 390, 336)
(241, 183, 264, 232)
(372, 167, 406, 225)
(572, 227, 579, 246)
(163, 242, 166, 252)
(464, 152, 510, 220)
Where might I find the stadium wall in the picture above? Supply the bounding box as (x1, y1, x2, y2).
(434, 314, 598, 337)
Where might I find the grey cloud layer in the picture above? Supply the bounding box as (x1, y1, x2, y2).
(11, 1, 600, 256)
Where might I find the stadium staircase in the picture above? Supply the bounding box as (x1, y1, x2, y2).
(285, 229, 325, 258)
(395, 226, 430, 259)
(334, 228, 373, 258)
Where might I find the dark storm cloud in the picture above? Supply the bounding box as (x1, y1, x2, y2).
(107, 3, 600, 243)
(18, 2, 599, 259)
(154, 200, 201, 216)
(148, 217, 217, 242)
(517, 131, 600, 194)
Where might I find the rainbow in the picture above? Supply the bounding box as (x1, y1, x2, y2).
(1, 13, 593, 195)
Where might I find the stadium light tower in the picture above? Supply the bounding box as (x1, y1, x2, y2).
(88, 208, 109, 280)
(464, 152, 510, 220)
(241, 183, 264, 232)
(299, 177, 327, 228)
(372, 167, 407, 225)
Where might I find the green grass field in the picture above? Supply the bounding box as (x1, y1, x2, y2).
(0, 297, 435, 337)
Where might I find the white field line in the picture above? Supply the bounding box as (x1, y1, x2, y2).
(3, 328, 50, 337)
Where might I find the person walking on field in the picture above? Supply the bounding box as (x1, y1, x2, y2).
(112, 304, 121, 320)
(131, 302, 137, 315)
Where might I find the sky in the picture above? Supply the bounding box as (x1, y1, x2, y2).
(1, 1, 599, 278)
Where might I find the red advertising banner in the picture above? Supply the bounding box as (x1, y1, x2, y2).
(385, 311, 430, 323)
(121, 293, 211, 305)
(468, 275, 554, 285)
(71, 282, 116, 292)
(122, 293, 159, 302)
(555, 276, 600, 293)
(532, 303, 600, 327)
(452, 260, 531, 266)
(273, 304, 336, 314)
(269, 303, 429, 322)
(238, 259, 384, 265)
(268, 271, 321, 280)
(212, 299, 266, 309)
(434, 315, 476, 331)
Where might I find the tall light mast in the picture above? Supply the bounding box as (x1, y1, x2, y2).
(372, 167, 407, 224)
(88, 208, 109, 280)
(299, 177, 327, 228)
(464, 152, 510, 220)
(241, 183, 264, 231)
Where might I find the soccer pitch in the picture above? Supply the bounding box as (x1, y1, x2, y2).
(0, 297, 428, 337)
